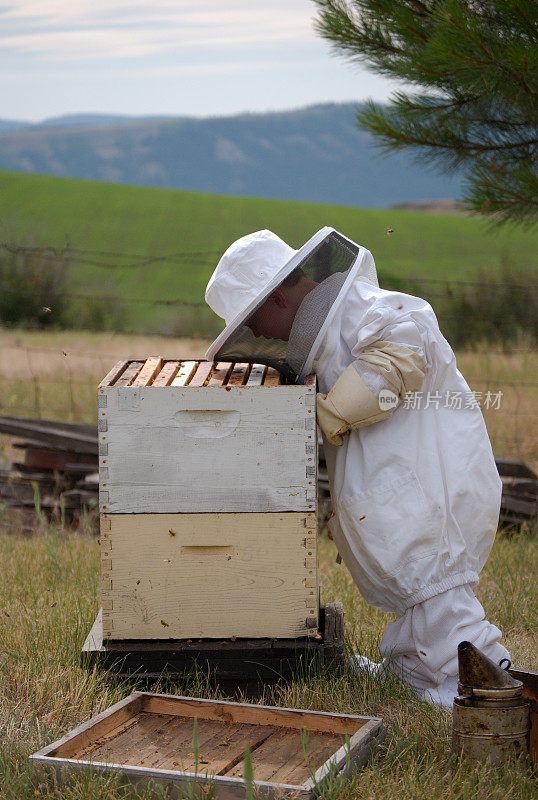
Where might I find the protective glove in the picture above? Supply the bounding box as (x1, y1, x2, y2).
(317, 363, 390, 445)
(316, 342, 426, 446)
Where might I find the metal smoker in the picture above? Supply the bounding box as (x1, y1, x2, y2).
(452, 640, 533, 762)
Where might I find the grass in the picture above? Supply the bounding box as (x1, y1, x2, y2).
(1, 170, 537, 334)
(0, 330, 536, 797)
(0, 516, 536, 799)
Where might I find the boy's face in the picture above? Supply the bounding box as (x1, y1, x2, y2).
(245, 290, 295, 342)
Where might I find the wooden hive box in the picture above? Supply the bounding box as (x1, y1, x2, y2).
(30, 692, 384, 799)
(98, 359, 317, 514)
(98, 359, 319, 641)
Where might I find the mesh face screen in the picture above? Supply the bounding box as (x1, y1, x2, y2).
(213, 231, 360, 383)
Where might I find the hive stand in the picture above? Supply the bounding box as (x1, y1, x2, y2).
(82, 602, 345, 682)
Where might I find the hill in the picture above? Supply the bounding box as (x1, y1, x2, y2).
(0, 104, 462, 208)
(1, 170, 536, 336)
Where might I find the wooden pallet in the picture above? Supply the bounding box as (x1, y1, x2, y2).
(30, 691, 383, 798)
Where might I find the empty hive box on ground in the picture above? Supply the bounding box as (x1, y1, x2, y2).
(30, 692, 384, 799)
(98, 359, 319, 640)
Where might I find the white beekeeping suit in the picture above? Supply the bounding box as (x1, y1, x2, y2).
(301, 268, 509, 700)
(205, 227, 510, 707)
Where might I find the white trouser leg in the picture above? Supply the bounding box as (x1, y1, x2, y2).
(378, 584, 510, 692)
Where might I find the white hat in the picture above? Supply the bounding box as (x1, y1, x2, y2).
(205, 227, 334, 361)
(205, 230, 297, 326)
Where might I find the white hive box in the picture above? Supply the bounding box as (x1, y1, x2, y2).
(98, 359, 319, 640)
(98, 359, 317, 514)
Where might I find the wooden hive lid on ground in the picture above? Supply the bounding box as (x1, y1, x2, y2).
(98, 359, 317, 514)
(30, 692, 384, 799)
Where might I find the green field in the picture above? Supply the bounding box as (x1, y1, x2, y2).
(1, 170, 537, 336)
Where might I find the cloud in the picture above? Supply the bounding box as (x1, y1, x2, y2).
(0, 1, 317, 61)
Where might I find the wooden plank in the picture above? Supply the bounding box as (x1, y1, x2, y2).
(76, 712, 165, 763)
(0, 416, 95, 435)
(98, 360, 130, 388)
(207, 362, 233, 387)
(41, 693, 143, 759)
(223, 727, 344, 784)
(212, 724, 277, 776)
(269, 731, 344, 785)
(131, 357, 164, 387)
(187, 361, 213, 387)
(152, 361, 180, 387)
(29, 756, 311, 800)
(263, 368, 282, 387)
(104, 513, 316, 640)
(102, 386, 313, 513)
(155, 720, 232, 772)
(114, 361, 145, 387)
(224, 728, 295, 779)
(0, 419, 97, 455)
(120, 713, 185, 767)
(74, 714, 142, 761)
(142, 695, 366, 736)
(171, 361, 198, 387)
(245, 363, 266, 386)
(142, 717, 204, 770)
(226, 363, 250, 386)
(303, 718, 384, 792)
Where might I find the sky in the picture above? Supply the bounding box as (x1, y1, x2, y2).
(1, 0, 406, 122)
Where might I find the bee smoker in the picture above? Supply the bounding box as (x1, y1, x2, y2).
(452, 641, 534, 763)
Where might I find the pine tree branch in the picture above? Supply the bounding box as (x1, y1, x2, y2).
(313, 0, 538, 223)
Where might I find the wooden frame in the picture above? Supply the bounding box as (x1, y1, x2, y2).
(30, 692, 383, 799)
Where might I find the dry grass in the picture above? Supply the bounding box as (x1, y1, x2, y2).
(0, 329, 536, 467)
(0, 329, 536, 797)
(0, 520, 536, 800)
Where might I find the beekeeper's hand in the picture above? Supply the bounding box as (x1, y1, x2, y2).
(316, 343, 426, 446)
(316, 363, 391, 445)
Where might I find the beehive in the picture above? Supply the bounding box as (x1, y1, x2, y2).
(98, 359, 318, 640)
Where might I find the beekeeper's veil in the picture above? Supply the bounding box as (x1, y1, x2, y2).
(205, 227, 378, 383)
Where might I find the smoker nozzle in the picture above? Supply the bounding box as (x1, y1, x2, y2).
(457, 640, 521, 693)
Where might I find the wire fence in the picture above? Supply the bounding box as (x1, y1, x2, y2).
(0, 241, 536, 462)
(0, 342, 536, 466)
(2, 239, 537, 345)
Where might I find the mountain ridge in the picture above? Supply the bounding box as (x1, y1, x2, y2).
(0, 103, 461, 207)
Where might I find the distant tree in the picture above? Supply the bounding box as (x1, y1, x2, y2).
(313, 0, 538, 225)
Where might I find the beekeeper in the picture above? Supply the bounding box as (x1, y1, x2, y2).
(204, 228, 510, 708)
